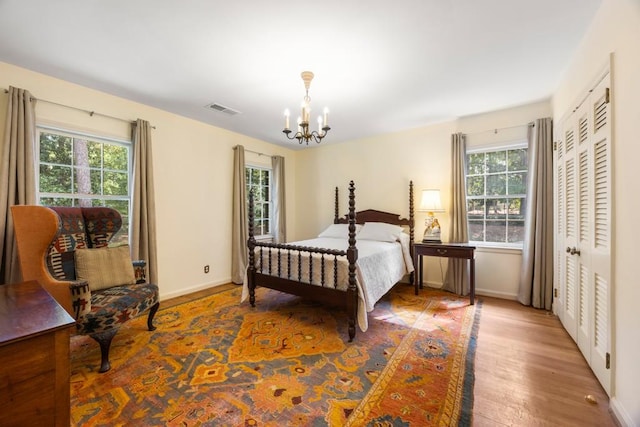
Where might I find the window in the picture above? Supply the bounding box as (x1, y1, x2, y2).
(466, 145, 527, 246)
(37, 126, 132, 244)
(246, 166, 272, 237)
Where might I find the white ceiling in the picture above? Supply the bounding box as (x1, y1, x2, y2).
(0, 0, 602, 149)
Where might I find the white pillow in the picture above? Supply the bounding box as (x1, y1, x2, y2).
(318, 223, 362, 239)
(358, 222, 404, 242)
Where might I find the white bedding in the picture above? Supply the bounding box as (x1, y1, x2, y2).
(241, 233, 414, 332)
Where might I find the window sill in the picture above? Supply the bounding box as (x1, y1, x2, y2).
(471, 243, 523, 255)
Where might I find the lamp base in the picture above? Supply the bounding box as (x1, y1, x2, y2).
(423, 217, 442, 243)
(422, 238, 442, 244)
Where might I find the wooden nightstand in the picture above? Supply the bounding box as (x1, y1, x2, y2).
(412, 242, 476, 304)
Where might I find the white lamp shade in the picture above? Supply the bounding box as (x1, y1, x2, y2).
(419, 189, 444, 212)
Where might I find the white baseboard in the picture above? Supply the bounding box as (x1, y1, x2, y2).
(609, 397, 635, 427)
(475, 288, 518, 300)
(417, 282, 519, 301)
(159, 278, 233, 301)
(419, 281, 443, 289)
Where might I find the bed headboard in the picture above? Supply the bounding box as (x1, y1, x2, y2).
(334, 181, 415, 242)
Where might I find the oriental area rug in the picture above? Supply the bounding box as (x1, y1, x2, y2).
(70, 284, 481, 426)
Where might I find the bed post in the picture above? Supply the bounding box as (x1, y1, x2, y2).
(409, 180, 415, 285)
(409, 180, 414, 243)
(334, 186, 339, 223)
(247, 189, 257, 307)
(346, 180, 358, 342)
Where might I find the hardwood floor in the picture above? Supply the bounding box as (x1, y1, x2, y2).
(162, 283, 237, 309)
(473, 296, 617, 426)
(161, 285, 618, 426)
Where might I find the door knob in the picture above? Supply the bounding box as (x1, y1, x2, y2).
(570, 247, 581, 256)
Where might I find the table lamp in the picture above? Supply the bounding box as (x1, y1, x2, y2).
(418, 189, 445, 243)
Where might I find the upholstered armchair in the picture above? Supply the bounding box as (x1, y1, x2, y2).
(11, 205, 159, 373)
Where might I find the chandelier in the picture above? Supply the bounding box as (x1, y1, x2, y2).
(283, 71, 330, 144)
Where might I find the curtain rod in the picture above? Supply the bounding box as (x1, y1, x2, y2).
(233, 145, 274, 158)
(3, 88, 156, 129)
(464, 122, 534, 136)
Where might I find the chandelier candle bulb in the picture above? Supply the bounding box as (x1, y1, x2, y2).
(323, 108, 329, 127)
(317, 116, 323, 134)
(303, 102, 310, 123)
(284, 109, 290, 130)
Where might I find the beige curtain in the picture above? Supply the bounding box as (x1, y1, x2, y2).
(231, 145, 247, 284)
(443, 132, 470, 295)
(0, 87, 37, 284)
(131, 119, 158, 284)
(518, 118, 553, 309)
(271, 155, 286, 243)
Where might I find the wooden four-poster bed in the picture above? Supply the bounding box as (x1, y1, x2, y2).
(245, 180, 415, 341)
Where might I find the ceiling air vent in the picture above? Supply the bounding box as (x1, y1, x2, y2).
(204, 103, 241, 116)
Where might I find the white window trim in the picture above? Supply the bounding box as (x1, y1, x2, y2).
(35, 124, 133, 240)
(471, 241, 525, 251)
(467, 140, 527, 154)
(36, 124, 133, 201)
(466, 139, 528, 249)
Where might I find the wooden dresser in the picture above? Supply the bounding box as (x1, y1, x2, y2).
(0, 280, 75, 427)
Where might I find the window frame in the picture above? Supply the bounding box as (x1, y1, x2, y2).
(466, 141, 528, 249)
(36, 125, 134, 242)
(245, 164, 273, 240)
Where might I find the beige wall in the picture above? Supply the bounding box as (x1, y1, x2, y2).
(0, 61, 298, 300)
(295, 100, 551, 297)
(552, 0, 640, 424)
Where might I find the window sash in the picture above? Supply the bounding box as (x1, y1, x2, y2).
(245, 165, 272, 238)
(466, 144, 528, 247)
(36, 126, 133, 242)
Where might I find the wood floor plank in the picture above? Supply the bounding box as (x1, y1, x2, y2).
(474, 296, 617, 426)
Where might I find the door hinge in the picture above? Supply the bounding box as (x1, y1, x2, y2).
(553, 141, 558, 151)
(554, 288, 558, 298)
(606, 352, 610, 369)
(605, 87, 610, 104)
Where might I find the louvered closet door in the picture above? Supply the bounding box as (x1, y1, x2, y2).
(554, 71, 611, 396)
(575, 102, 592, 360)
(559, 120, 579, 341)
(587, 77, 611, 394)
(553, 122, 565, 330)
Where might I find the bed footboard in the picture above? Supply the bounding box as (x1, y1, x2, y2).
(247, 181, 359, 341)
(250, 243, 347, 288)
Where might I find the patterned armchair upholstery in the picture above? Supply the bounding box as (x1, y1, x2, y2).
(11, 205, 160, 373)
